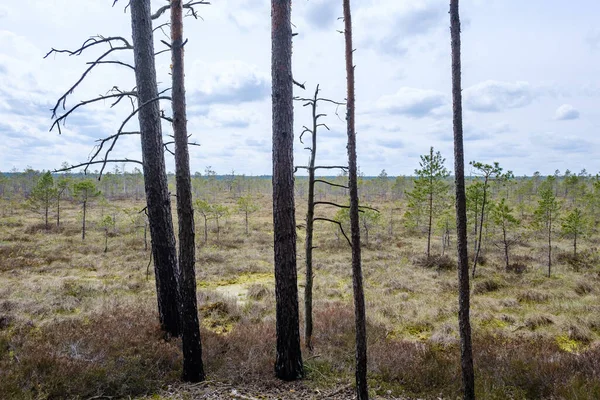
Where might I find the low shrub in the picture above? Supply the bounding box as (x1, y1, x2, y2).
(415, 254, 455, 270)
(473, 278, 503, 294)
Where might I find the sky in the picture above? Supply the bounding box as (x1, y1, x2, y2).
(1, 0, 599, 177)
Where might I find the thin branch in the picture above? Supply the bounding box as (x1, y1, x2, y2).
(50, 91, 137, 134)
(46, 36, 134, 117)
(314, 179, 349, 189)
(299, 126, 312, 144)
(154, 48, 171, 57)
(44, 36, 132, 58)
(86, 96, 170, 178)
(358, 205, 380, 213)
(86, 60, 135, 71)
(53, 159, 143, 174)
(151, 0, 210, 20)
(315, 165, 348, 170)
(314, 201, 351, 209)
(153, 22, 171, 39)
(295, 165, 348, 171)
(293, 78, 306, 90)
(314, 218, 352, 248)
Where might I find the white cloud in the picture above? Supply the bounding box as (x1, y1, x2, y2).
(554, 104, 580, 120)
(1, 1, 600, 176)
(464, 81, 535, 112)
(186, 60, 269, 106)
(375, 87, 448, 118)
(355, 0, 445, 56)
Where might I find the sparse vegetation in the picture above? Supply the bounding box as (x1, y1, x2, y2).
(3, 169, 600, 398)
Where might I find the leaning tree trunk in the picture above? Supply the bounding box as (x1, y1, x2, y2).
(450, 1, 476, 399)
(343, 1, 368, 398)
(130, 0, 180, 337)
(271, 0, 303, 381)
(171, 0, 205, 382)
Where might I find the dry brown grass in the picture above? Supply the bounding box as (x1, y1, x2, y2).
(2, 194, 600, 399)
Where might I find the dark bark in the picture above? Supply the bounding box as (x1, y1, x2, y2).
(343, 1, 368, 398)
(104, 228, 108, 253)
(502, 225, 509, 270)
(171, 0, 205, 382)
(472, 177, 488, 278)
(304, 89, 317, 352)
(548, 216, 552, 277)
(271, 0, 303, 381)
(130, 0, 180, 337)
(82, 200, 87, 240)
(45, 196, 50, 230)
(451, 1, 475, 399)
(427, 147, 433, 258)
(144, 220, 148, 251)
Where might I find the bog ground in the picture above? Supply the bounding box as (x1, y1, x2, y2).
(2, 179, 600, 399)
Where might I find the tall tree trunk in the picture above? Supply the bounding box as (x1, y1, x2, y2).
(130, 0, 180, 337)
(56, 196, 60, 228)
(450, 1, 476, 399)
(45, 197, 49, 230)
(502, 225, 509, 270)
(104, 228, 108, 253)
(427, 147, 433, 258)
(82, 200, 87, 240)
(271, 0, 303, 381)
(548, 217, 552, 277)
(343, 1, 368, 398)
(472, 179, 487, 277)
(171, 0, 205, 382)
(304, 89, 318, 352)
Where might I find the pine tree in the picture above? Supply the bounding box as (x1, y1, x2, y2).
(406, 147, 449, 258)
(534, 182, 561, 277)
(28, 171, 57, 230)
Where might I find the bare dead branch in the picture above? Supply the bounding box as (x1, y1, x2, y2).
(86, 60, 135, 71)
(44, 35, 132, 58)
(314, 217, 352, 248)
(154, 48, 171, 57)
(315, 165, 348, 170)
(86, 96, 170, 178)
(299, 126, 312, 144)
(153, 22, 171, 38)
(50, 91, 137, 134)
(314, 179, 349, 189)
(295, 165, 348, 171)
(94, 131, 139, 144)
(46, 36, 134, 117)
(293, 78, 306, 90)
(314, 201, 351, 209)
(53, 159, 143, 174)
(151, 0, 210, 20)
(358, 205, 380, 213)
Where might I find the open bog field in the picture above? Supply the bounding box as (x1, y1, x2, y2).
(2, 190, 600, 399)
